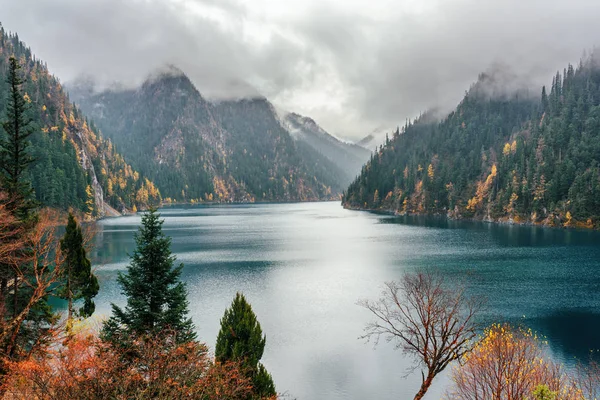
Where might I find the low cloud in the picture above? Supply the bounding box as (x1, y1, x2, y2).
(2, 0, 600, 140)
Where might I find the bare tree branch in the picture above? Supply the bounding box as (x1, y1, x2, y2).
(358, 272, 483, 400)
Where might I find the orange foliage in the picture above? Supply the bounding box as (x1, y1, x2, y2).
(448, 324, 582, 400)
(4, 330, 256, 400)
(467, 164, 497, 212)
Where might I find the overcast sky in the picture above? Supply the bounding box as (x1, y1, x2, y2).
(2, 0, 600, 140)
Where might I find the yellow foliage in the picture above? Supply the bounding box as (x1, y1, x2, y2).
(564, 211, 572, 227)
(427, 163, 434, 180)
(511, 140, 517, 154)
(23, 93, 31, 103)
(213, 177, 229, 200)
(503, 142, 511, 156)
(467, 164, 497, 212)
(42, 104, 47, 112)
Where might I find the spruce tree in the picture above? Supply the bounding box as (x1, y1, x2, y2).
(102, 208, 195, 344)
(216, 293, 276, 398)
(0, 56, 36, 221)
(59, 213, 99, 322)
(0, 56, 53, 355)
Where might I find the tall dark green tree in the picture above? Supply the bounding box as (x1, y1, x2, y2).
(216, 293, 276, 398)
(0, 56, 55, 359)
(59, 213, 99, 322)
(0, 56, 36, 221)
(102, 208, 195, 344)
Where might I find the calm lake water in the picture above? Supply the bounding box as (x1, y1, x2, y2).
(90, 201, 600, 399)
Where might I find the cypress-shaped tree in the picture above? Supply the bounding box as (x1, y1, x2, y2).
(59, 213, 99, 322)
(216, 293, 276, 398)
(102, 208, 195, 344)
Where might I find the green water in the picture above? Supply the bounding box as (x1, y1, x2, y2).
(90, 202, 600, 399)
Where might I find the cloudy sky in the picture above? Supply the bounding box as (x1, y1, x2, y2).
(2, 0, 600, 140)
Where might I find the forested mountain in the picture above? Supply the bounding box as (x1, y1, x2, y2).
(344, 57, 600, 229)
(282, 112, 371, 186)
(0, 24, 160, 216)
(72, 69, 346, 202)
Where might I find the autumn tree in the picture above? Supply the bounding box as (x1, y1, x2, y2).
(0, 56, 58, 361)
(58, 213, 99, 323)
(4, 328, 254, 400)
(359, 273, 481, 400)
(102, 208, 195, 346)
(216, 293, 276, 399)
(0, 209, 66, 358)
(447, 324, 581, 400)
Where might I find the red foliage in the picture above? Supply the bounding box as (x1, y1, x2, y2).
(3, 330, 255, 400)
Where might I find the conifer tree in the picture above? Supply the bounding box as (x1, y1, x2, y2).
(102, 208, 195, 344)
(59, 213, 99, 322)
(0, 56, 36, 221)
(0, 56, 54, 356)
(216, 293, 276, 398)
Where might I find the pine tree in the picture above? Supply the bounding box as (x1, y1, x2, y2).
(0, 56, 54, 356)
(59, 213, 99, 322)
(0, 56, 36, 221)
(102, 208, 195, 344)
(216, 293, 276, 398)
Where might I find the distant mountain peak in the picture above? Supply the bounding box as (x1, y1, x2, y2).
(146, 64, 186, 81)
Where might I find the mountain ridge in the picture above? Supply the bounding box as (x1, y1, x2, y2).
(72, 70, 352, 203)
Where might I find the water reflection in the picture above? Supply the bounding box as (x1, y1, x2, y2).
(89, 203, 600, 399)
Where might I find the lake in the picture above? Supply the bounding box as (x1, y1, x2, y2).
(91, 201, 600, 399)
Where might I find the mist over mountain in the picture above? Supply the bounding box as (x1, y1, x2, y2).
(0, 25, 160, 216)
(282, 112, 371, 185)
(344, 53, 600, 229)
(71, 70, 354, 202)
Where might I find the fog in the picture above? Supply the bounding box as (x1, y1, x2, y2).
(2, 0, 599, 140)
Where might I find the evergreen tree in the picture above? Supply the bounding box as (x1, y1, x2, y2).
(0, 55, 54, 357)
(58, 213, 99, 322)
(0, 56, 36, 221)
(102, 208, 195, 344)
(216, 293, 276, 398)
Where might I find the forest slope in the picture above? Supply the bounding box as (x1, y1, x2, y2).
(0, 24, 160, 216)
(73, 71, 348, 203)
(344, 58, 600, 229)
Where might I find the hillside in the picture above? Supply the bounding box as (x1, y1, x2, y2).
(282, 112, 371, 186)
(0, 25, 160, 216)
(344, 58, 600, 229)
(72, 70, 348, 203)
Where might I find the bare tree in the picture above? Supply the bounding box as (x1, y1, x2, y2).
(358, 272, 481, 400)
(1, 208, 66, 357)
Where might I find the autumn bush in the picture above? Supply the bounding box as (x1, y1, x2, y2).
(3, 328, 258, 400)
(447, 324, 583, 400)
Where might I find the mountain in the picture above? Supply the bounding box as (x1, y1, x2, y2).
(355, 127, 390, 151)
(72, 70, 348, 203)
(344, 58, 600, 229)
(282, 112, 371, 186)
(0, 25, 160, 217)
